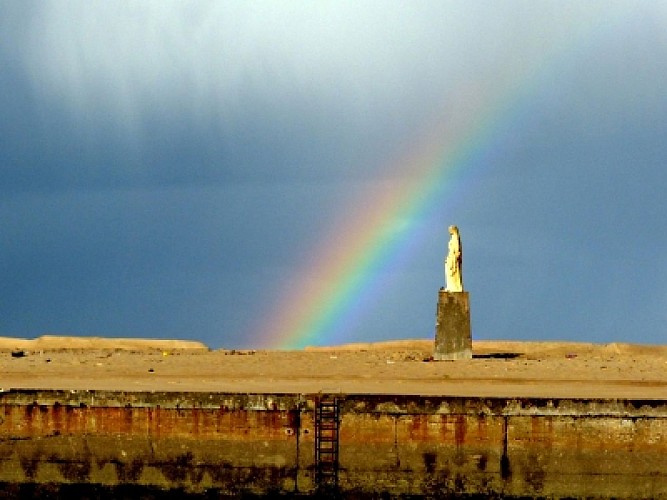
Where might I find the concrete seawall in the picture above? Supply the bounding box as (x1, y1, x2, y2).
(1, 389, 666, 498)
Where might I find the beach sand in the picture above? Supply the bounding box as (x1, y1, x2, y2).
(1, 336, 666, 399)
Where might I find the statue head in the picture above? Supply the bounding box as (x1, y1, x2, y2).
(448, 225, 459, 236)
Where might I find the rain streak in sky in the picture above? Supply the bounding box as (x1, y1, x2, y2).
(1, 2, 666, 348)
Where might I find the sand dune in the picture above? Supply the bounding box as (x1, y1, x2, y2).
(0, 335, 209, 352)
(1, 335, 664, 358)
(305, 338, 667, 358)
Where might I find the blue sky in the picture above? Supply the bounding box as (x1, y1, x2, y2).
(1, 2, 666, 348)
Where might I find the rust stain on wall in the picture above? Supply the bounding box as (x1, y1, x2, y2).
(0, 391, 665, 497)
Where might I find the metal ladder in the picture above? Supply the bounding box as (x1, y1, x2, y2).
(314, 395, 340, 489)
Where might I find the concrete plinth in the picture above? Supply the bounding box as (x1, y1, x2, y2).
(434, 290, 472, 360)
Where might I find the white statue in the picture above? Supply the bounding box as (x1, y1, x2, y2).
(445, 225, 463, 292)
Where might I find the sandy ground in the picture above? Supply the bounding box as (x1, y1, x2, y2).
(1, 336, 666, 399)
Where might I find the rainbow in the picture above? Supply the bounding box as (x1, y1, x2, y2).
(258, 8, 621, 349)
(259, 94, 502, 349)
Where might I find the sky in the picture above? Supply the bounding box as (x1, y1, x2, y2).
(0, 2, 666, 349)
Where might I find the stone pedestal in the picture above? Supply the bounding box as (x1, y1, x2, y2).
(434, 290, 472, 360)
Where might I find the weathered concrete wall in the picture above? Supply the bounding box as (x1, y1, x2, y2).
(339, 397, 667, 498)
(0, 390, 665, 497)
(0, 391, 307, 495)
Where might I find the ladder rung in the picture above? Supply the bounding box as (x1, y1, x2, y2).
(315, 398, 340, 487)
